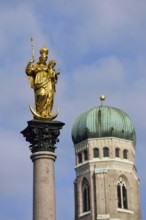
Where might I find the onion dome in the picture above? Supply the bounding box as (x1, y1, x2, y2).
(72, 100, 136, 146)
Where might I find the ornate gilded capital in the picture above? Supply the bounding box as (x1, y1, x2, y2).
(21, 120, 65, 153)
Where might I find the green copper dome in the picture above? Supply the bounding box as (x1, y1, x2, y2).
(72, 105, 136, 146)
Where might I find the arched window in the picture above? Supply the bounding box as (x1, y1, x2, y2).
(123, 149, 128, 159)
(115, 148, 120, 157)
(78, 153, 82, 163)
(84, 150, 88, 161)
(82, 178, 90, 212)
(103, 147, 109, 157)
(93, 148, 99, 158)
(117, 178, 128, 209)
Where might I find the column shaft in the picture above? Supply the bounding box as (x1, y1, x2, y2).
(31, 152, 56, 220)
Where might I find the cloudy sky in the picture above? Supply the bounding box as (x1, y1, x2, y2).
(0, 0, 146, 219)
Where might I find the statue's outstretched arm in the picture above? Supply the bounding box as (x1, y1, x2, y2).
(25, 59, 35, 89)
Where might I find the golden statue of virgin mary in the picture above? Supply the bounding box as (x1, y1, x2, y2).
(25, 45, 60, 120)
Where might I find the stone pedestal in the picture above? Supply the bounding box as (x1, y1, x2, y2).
(21, 120, 64, 220)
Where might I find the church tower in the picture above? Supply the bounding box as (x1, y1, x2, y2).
(72, 97, 141, 220)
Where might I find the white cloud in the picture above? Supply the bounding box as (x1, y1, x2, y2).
(74, 56, 125, 85)
(0, 131, 32, 196)
(42, 0, 146, 56)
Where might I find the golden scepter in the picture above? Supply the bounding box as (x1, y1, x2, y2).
(26, 38, 35, 88)
(30, 37, 35, 61)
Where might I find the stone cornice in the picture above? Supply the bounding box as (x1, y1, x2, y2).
(75, 158, 138, 177)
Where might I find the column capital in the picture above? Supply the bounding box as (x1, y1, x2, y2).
(21, 120, 65, 153)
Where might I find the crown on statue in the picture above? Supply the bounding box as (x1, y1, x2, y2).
(40, 47, 49, 55)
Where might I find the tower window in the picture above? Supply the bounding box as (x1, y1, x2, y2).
(117, 184, 122, 208)
(103, 147, 109, 157)
(123, 149, 128, 159)
(117, 178, 128, 209)
(82, 178, 90, 212)
(84, 150, 88, 161)
(115, 148, 120, 157)
(78, 153, 82, 163)
(93, 148, 99, 158)
(123, 185, 128, 209)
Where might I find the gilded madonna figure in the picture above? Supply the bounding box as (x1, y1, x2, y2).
(25, 47, 59, 120)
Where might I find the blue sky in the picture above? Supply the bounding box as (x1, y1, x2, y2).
(0, 0, 146, 219)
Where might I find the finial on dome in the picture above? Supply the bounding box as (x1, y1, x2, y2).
(100, 95, 105, 105)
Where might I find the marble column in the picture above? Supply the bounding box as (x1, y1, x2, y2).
(21, 120, 64, 220)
